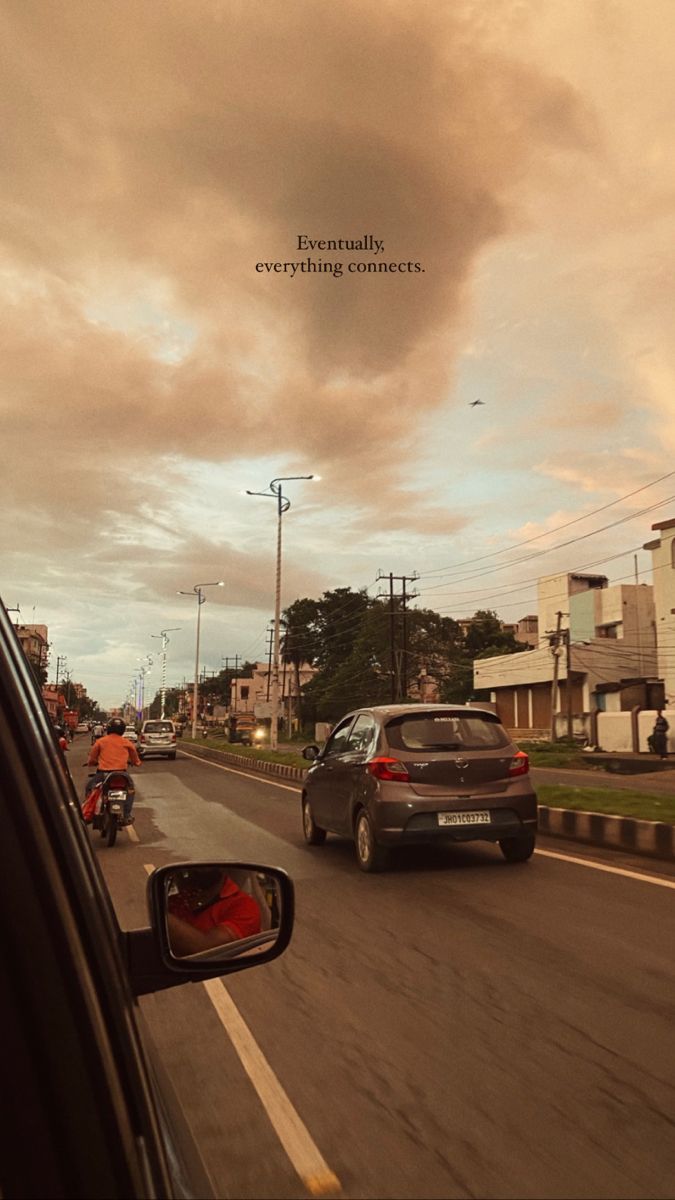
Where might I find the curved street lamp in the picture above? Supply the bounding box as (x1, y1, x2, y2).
(177, 582, 224, 739)
(246, 476, 316, 749)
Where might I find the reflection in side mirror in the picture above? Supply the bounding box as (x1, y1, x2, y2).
(302, 744, 320, 761)
(164, 865, 283, 963)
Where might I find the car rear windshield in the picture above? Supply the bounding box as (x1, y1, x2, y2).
(145, 721, 173, 732)
(386, 711, 509, 751)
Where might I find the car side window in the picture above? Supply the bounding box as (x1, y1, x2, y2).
(323, 717, 355, 758)
(344, 715, 377, 755)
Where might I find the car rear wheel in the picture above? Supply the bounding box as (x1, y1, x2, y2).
(499, 832, 536, 863)
(168, 752, 176, 760)
(302, 797, 326, 845)
(354, 809, 387, 873)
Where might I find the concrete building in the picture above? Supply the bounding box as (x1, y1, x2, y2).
(230, 660, 317, 725)
(474, 573, 658, 734)
(644, 517, 675, 706)
(15, 623, 49, 673)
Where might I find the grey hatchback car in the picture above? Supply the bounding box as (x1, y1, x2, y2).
(302, 705, 537, 872)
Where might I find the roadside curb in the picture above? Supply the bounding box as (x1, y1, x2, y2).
(179, 744, 675, 862)
(537, 805, 675, 861)
(179, 742, 307, 782)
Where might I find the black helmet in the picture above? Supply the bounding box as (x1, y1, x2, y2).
(106, 717, 126, 736)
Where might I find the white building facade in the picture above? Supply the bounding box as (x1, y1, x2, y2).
(644, 517, 675, 706)
(474, 572, 658, 733)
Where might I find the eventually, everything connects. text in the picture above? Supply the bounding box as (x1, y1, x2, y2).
(255, 233, 425, 278)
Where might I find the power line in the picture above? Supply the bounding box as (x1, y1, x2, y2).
(418, 468, 675, 579)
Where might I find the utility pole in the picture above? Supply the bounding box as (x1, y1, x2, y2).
(565, 628, 573, 741)
(548, 611, 563, 743)
(265, 623, 274, 702)
(388, 574, 396, 701)
(634, 553, 643, 680)
(377, 571, 419, 702)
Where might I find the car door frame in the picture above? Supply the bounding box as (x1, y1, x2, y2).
(307, 713, 357, 830)
(0, 608, 184, 1198)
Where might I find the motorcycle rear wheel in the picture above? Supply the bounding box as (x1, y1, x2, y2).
(105, 812, 118, 847)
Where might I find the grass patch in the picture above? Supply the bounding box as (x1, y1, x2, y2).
(519, 740, 599, 770)
(182, 735, 307, 771)
(537, 784, 675, 824)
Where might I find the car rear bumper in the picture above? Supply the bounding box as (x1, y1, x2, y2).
(374, 807, 538, 846)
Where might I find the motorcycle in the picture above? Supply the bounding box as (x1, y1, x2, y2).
(82, 771, 134, 847)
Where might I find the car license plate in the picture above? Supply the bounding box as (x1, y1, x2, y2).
(438, 810, 491, 826)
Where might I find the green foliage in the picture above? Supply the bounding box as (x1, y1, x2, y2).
(463, 610, 521, 658)
(537, 784, 675, 824)
(296, 592, 504, 721)
(183, 736, 307, 770)
(29, 658, 48, 688)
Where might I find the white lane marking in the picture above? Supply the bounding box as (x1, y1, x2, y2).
(203, 978, 341, 1197)
(126, 824, 139, 842)
(178, 748, 301, 793)
(141, 861, 339, 1195)
(535, 848, 675, 890)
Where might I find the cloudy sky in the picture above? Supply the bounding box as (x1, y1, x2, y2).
(3, 0, 675, 707)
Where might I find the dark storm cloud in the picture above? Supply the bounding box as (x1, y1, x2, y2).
(1, 0, 595, 563)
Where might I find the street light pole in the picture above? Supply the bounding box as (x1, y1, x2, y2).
(152, 628, 181, 719)
(246, 475, 316, 750)
(178, 582, 224, 739)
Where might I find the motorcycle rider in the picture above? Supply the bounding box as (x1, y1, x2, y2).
(86, 717, 141, 823)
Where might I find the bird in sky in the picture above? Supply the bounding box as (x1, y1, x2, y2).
(469, 399, 484, 407)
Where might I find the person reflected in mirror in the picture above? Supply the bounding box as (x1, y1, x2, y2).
(167, 868, 262, 956)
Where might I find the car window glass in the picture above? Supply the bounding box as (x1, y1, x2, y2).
(323, 717, 355, 757)
(344, 715, 376, 755)
(386, 712, 509, 751)
(144, 721, 173, 733)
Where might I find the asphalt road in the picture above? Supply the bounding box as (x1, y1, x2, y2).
(70, 740, 675, 1199)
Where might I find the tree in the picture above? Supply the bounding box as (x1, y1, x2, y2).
(28, 658, 48, 688)
(463, 610, 520, 658)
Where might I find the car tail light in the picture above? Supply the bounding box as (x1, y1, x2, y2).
(171, 733, 176, 742)
(509, 751, 529, 777)
(367, 757, 411, 783)
(140, 734, 146, 742)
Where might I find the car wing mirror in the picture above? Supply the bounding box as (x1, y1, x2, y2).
(302, 744, 320, 761)
(126, 862, 294, 996)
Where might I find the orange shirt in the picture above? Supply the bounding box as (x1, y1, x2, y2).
(168, 878, 261, 940)
(88, 734, 142, 771)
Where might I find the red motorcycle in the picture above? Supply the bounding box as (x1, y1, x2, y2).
(82, 771, 134, 847)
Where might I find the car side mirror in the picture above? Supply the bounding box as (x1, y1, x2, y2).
(126, 862, 294, 995)
(302, 744, 320, 761)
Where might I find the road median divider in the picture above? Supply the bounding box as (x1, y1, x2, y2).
(179, 740, 307, 783)
(538, 806, 675, 860)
